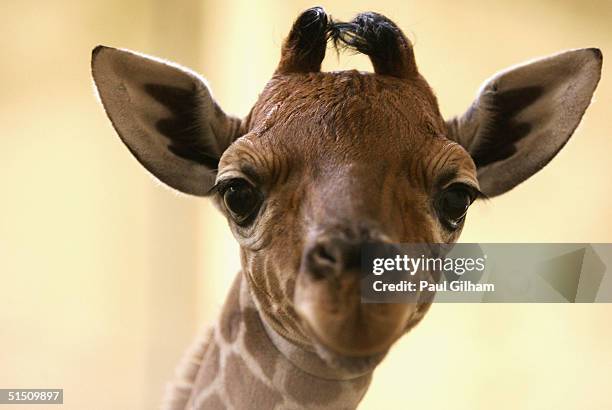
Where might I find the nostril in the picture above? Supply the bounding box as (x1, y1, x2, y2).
(306, 243, 340, 279)
(314, 244, 337, 265)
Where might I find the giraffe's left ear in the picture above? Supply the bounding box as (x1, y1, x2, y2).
(447, 48, 602, 197)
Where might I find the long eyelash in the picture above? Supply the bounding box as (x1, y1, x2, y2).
(446, 182, 487, 203)
(208, 178, 252, 196)
(207, 179, 233, 196)
(473, 189, 489, 202)
(206, 183, 221, 196)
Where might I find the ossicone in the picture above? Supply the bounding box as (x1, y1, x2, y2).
(276, 8, 419, 79)
(276, 6, 330, 74)
(329, 12, 418, 79)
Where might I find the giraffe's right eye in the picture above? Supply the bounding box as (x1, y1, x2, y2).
(220, 179, 262, 225)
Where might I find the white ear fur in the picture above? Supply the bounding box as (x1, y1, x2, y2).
(447, 48, 602, 196)
(91, 46, 241, 196)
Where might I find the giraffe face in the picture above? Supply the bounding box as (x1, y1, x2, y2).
(213, 71, 480, 359)
(92, 5, 601, 373)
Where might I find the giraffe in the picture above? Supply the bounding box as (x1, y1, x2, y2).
(90, 7, 602, 409)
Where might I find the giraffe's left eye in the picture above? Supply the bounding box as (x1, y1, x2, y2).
(436, 184, 475, 230)
(220, 178, 262, 225)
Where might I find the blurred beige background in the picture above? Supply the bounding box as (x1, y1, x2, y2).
(1, 0, 611, 409)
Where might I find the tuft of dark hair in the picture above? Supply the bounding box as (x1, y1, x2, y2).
(277, 6, 330, 74)
(289, 6, 329, 52)
(328, 12, 416, 78)
(277, 9, 417, 78)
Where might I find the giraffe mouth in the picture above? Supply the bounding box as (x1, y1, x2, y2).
(294, 269, 418, 358)
(295, 229, 421, 359)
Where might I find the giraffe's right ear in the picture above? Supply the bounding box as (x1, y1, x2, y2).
(91, 46, 242, 196)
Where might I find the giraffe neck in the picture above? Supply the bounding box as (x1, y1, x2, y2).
(165, 273, 373, 410)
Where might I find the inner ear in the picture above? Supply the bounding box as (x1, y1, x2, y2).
(470, 85, 543, 168)
(144, 83, 221, 170)
(91, 46, 243, 196)
(447, 48, 602, 197)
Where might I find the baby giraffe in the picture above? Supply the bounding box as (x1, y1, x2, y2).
(91, 7, 601, 410)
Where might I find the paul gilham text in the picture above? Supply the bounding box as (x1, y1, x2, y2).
(373, 280, 495, 293)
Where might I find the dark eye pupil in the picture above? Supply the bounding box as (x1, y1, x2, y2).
(223, 181, 259, 223)
(438, 188, 471, 227)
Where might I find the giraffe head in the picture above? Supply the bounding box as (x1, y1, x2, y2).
(92, 8, 601, 370)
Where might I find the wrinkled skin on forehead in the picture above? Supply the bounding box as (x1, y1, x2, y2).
(217, 70, 479, 354)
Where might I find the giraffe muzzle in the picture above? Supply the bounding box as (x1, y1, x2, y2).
(294, 234, 419, 357)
